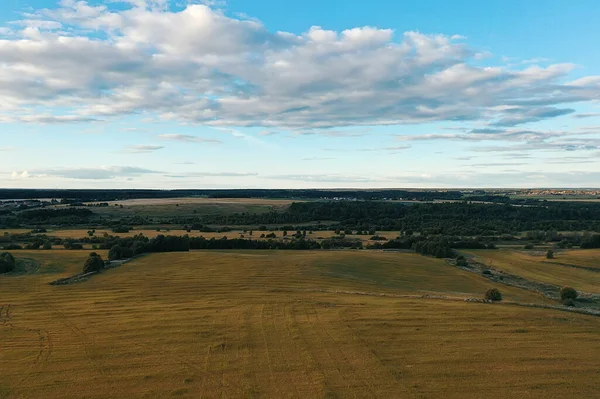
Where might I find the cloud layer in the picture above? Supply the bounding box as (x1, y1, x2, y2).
(1, 1, 599, 131)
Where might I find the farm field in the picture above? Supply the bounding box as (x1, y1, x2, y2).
(4, 228, 402, 243)
(465, 249, 600, 293)
(2, 250, 599, 398)
(48, 197, 303, 220)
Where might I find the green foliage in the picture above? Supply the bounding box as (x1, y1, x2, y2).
(0, 252, 16, 273)
(559, 287, 578, 301)
(108, 245, 134, 261)
(112, 226, 131, 233)
(83, 252, 105, 274)
(484, 288, 502, 302)
(546, 250, 554, 259)
(524, 243, 534, 250)
(42, 241, 52, 250)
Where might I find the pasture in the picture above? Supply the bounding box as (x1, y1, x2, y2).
(2, 250, 599, 398)
(466, 249, 600, 294)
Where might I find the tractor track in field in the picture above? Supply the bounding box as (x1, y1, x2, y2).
(0, 303, 53, 399)
(310, 302, 380, 398)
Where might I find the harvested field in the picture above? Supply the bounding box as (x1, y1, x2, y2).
(466, 249, 600, 294)
(3, 250, 596, 398)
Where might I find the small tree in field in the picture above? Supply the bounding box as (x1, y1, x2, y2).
(0, 252, 16, 274)
(484, 288, 502, 302)
(560, 287, 578, 301)
(83, 252, 105, 274)
(546, 249, 554, 259)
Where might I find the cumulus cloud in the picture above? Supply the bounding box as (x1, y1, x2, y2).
(1, 1, 599, 132)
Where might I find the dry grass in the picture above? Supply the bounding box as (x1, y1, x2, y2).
(1, 250, 599, 398)
(466, 249, 600, 293)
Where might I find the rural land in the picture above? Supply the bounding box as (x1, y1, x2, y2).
(1, 188, 600, 398)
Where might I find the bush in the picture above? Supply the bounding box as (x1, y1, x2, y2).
(42, 241, 52, 250)
(455, 255, 468, 267)
(83, 252, 105, 273)
(484, 288, 502, 302)
(3, 244, 22, 250)
(562, 298, 576, 307)
(546, 249, 554, 259)
(0, 252, 16, 274)
(559, 287, 578, 301)
(112, 226, 131, 234)
(524, 243, 534, 250)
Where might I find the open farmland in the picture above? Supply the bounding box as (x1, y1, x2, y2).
(24, 228, 401, 243)
(83, 198, 299, 219)
(2, 250, 599, 398)
(466, 249, 600, 294)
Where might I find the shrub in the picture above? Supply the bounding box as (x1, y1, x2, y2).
(484, 288, 502, 302)
(0, 252, 16, 274)
(562, 298, 576, 307)
(3, 244, 22, 250)
(42, 241, 52, 250)
(524, 243, 534, 250)
(112, 226, 130, 234)
(546, 249, 554, 259)
(83, 252, 105, 273)
(559, 287, 578, 301)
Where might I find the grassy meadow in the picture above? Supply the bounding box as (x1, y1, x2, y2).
(2, 250, 600, 398)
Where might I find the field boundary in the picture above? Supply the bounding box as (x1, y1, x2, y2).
(449, 255, 600, 310)
(267, 288, 600, 317)
(48, 254, 145, 286)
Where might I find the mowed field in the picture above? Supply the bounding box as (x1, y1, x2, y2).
(466, 249, 600, 294)
(2, 250, 600, 398)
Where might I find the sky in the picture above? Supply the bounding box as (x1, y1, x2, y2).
(1, 0, 600, 189)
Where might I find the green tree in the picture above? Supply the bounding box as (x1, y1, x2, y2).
(559, 287, 578, 301)
(484, 288, 502, 302)
(83, 252, 105, 274)
(0, 252, 16, 274)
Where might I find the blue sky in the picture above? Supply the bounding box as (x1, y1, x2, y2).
(1, 0, 600, 188)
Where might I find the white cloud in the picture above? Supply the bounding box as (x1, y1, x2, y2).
(123, 145, 164, 153)
(0, 1, 598, 131)
(158, 134, 222, 143)
(14, 166, 161, 180)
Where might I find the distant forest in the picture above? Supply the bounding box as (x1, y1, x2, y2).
(3, 198, 600, 236)
(0, 188, 520, 202)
